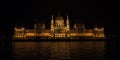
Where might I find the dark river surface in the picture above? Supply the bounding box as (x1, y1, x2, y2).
(0, 40, 117, 60)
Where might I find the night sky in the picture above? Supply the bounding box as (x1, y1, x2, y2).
(0, 0, 119, 39)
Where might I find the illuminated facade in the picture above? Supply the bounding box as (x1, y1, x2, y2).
(13, 14, 105, 39)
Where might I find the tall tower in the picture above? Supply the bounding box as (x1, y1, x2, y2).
(51, 14, 54, 31)
(66, 15, 70, 31)
(66, 15, 70, 37)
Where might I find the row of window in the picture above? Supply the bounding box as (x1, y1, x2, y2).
(55, 34, 66, 37)
(94, 34, 104, 37)
(14, 36, 25, 37)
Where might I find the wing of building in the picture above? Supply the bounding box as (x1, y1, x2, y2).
(13, 14, 105, 39)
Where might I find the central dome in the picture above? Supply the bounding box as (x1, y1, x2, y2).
(56, 16, 64, 20)
(55, 16, 64, 27)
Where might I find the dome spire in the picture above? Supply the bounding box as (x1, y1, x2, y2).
(58, 8, 61, 16)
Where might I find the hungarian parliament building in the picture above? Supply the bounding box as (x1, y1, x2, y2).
(13, 14, 105, 39)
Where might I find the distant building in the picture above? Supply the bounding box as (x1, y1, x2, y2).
(13, 14, 105, 39)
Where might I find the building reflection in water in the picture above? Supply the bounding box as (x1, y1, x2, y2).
(12, 41, 105, 60)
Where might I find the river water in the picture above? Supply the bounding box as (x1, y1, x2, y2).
(11, 41, 106, 60)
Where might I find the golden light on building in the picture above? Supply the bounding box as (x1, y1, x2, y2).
(25, 33, 35, 36)
(13, 14, 105, 39)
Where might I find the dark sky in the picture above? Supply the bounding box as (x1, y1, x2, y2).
(0, 0, 119, 38)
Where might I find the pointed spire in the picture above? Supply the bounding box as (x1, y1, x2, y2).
(51, 14, 54, 25)
(66, 14, 69, 22)
(51, 8, 53, 15)
(51, 14, 54, 30)
(52, 14, 53, 19)
(66, 13, 70, 30)
(50, 8, 54, 20)
(67, 14, 69, 19)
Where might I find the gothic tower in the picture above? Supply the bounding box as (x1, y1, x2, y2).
(66, 15, 70, 37)
(66, 15, 70, 31)
(51, 14, 54, 31)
